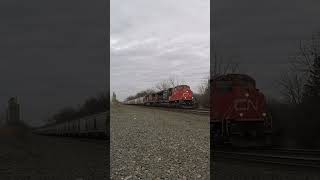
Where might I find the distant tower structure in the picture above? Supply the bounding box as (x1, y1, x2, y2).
(6, 97, 20, 125)
(112, 92, 118, 104)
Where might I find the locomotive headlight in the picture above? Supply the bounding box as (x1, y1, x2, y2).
(239, 113, 243, 117)
(262, 113, 267, 117)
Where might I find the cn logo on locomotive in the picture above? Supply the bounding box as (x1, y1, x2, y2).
(233, 98, 258, 111)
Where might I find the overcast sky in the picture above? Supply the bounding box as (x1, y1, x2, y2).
(111, 0, 320, 102)
(111, 0, 210, 101)
(213, 0, 320, 99)
(0, 0, 106, 127)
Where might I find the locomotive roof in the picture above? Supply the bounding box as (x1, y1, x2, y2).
(211, 74, 256, 85)
(175, 85, 190, 87)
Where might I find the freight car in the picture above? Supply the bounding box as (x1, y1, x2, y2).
(34, 112, 107, 137)
(124, 85, 194, 108)
(210, 74, 272, 146)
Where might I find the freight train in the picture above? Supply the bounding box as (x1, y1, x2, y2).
(124, 85, 194, 108)
(210, 74, 272, 146)
(34, 112, 107, 137)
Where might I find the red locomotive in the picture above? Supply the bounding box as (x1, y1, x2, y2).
(210, 74, 272, 146)
(126, 85, 194, 107)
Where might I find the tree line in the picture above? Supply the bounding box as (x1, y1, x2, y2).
(125, 89, 155, 101)
(273, 32, 320, 148)
(47, 92, 108, 125)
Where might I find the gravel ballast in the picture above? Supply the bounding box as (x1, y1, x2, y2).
(0, 128, 106, 180)
(111, 104, 209, 179)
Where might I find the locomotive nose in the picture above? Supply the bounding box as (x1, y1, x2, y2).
(183, 90, 191, 96)
(183, 89, 192, 99)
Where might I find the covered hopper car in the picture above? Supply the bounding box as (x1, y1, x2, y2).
(34, 112, 107, 137)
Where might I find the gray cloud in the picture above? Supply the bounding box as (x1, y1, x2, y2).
(111, 0, 210, 101)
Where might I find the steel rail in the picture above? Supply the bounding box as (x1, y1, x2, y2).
(213, 149, 320, 168)
(127, 105, 209, 116)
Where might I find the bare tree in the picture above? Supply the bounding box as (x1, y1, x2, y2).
(198, 83, 207, 95)
(198, 77, 210, 95)
(145, 88, 155, 94)
(135, 89, 155, 97)
(155, 80, 171, 91)
(279, 72, 304, 104)
(211, 55, 240, 78)
(290, 40, 315, 75)
(280, 33, 320, 104)
(193, 76, 210, 108)
(155, 76, 184, 91)
(126, 95, 136, 101)
(168, 78, 176, 88)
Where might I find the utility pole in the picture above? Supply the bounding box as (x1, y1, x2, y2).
(112, 92, 118, 104)
(6, 97, 20, 125)
(312, 32, 320, 58)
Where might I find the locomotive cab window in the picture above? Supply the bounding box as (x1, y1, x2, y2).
(235, 80, 255, 88)
(183, 86, 189, 90)
(176, 85, 188, 90)
(215, 81, 233, 93)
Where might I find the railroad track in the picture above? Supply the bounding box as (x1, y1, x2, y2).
(170, 108, 209, 115)
(213, 148, 320, 168)
(268, 148, 320, 157)
(218, 146, 320, 157)
(128, 105, 209, 116)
